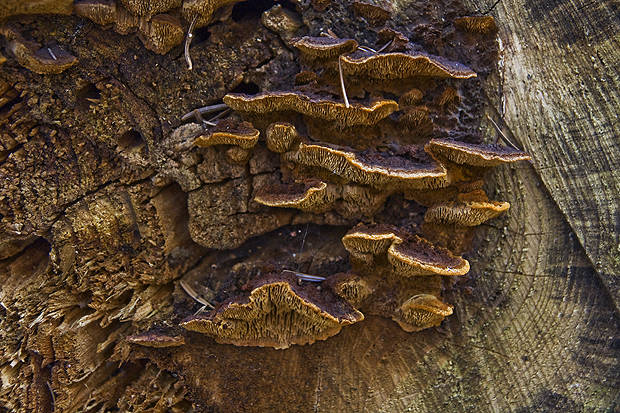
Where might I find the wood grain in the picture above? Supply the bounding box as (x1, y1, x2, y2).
(466, 0, 620, 310)
(311, 163, 619, 412)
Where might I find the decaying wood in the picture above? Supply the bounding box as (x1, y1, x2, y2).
(0, 0, 618, 412)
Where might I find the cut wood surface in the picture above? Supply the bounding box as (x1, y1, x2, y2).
(465, 0, 620, 309)
(0, 0, 618, 412)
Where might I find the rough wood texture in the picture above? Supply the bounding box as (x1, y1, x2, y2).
(468, 0, 620, 308)
(0, 0, 618, 412)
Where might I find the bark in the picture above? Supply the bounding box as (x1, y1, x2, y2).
(0, 0, 618, 412)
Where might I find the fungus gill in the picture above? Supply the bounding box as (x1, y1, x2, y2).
(170, 26, 529, 345)
(181, 276, 363, 349)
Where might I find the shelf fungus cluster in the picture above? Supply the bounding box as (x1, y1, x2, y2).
(74, 0, 250, 54)
(336, 224, 466, 332)
(182, 275, 364, 349)
(140, 28, 531, 349)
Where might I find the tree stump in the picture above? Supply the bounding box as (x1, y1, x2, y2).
(0, 0, 617, 412)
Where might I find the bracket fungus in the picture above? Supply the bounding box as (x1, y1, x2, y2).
(73, 0, 118, 25)
(181, 275, 363, 349)
(283, 142, 448, 190)
(265, 121, 300, 153)
(254, 179, 338, 213)
(311, 225, 462, 332)
(254, 179, 387, 218)
(75, 0, 184, 54)
(392, 294, 454, 332)
(340, 50, 477, 79)
(223, 92, 398, 126)
(202, 32, 528, 338)
(2, 27, 77, 74)
(291, 36, 359, 60)
(120, 0, 182, 17)
(261, 5, 303, 42)
(351, 0, 392, 26)
(138, 14, 185, 54)
(342, 225, 470, 277)
(181, 0, 242, 27)
(424, 190, 511, 226)
(454, 16, 498, 35)
(193, 119, 260, 149)
(425, 138, 531, 167)
(325, 273, 374, 307)
(7, 42, 77, 74)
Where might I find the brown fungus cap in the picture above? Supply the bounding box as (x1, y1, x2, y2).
(284, 142, 448, 190)
(75, 1, 183, 53)
(266, 122, 300, 153)
(342, 224, 405, 256)
(182, 0, 240, 26)
(342, 224, 470, 277)
(126, 332, 185, 348)
(180, 277, 364, 349)
(194, 119, 260, 149)
(74, 0, 118, 25)
(261, 4, 302, 42)
(340, 50, 477, 79)
(119, 0, 181, 17)
(351, 0, 391, 26)
(424, 193, 510, 226)
(138, 14, 184, 54)
(7, 39, 77, 74)
(392, 294, 453, 332)
(254, 179, 338, 213)
(388, 235, 470, 276)
(454, 16, 498, 34)
(437, 87, 460, 106)
(377, 28, 409, 52)
(291, 36, 359, 59)
(425, 138, 531, 167)
(223, 92, 398, 126)
(325, 272, 374, 307)
(113, 4, 140, 34)
(398, 88, 423, 107)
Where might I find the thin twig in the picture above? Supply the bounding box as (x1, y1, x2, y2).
(179, 279, 214, 309)
(190, 109, 217, 126)
(326, 29, 338, 38)
(47, 47, 57, 60)
(358, 39, 392, 55)
(296, 223, 310, 271)
(357, 45, 377, 53)
(185, 15, 198, 70)
(283, 269, 326, 282)
(338, 56, 350, 108)
(376, 39, 393, 53)
(46, 381, 55, 411)
(486, 114, 522, 150)
(181, 103, 229, 122)
(193, 305, 208, 315)
(207, 107, 231, 123)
